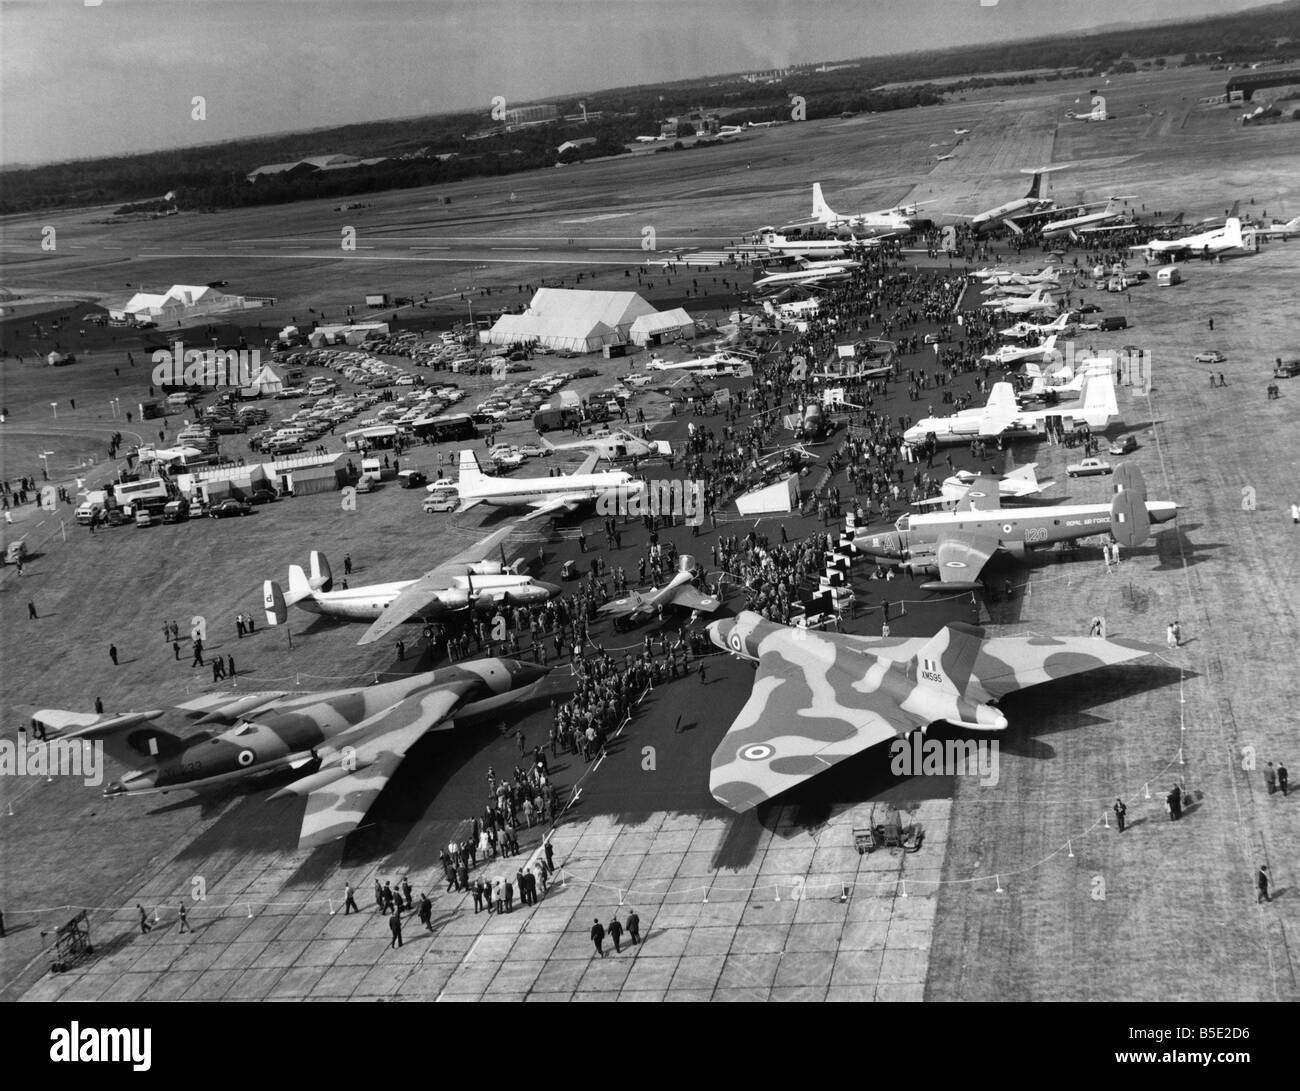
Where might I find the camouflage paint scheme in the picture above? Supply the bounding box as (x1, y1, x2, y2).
(598, 555, 720, 621)
(705, 611, 1157, 812)
(36, 659, 548, 849)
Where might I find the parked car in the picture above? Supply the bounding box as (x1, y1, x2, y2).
(248, 488, 278, 505)
(574, 367, 600, 378)
(1067, 457, 1114, 478)
(208, 499, 252, 518)
(1194, 350, 1227, 364)
(397, 470, 428, 489)
(1273, 359, 1300, 378)
(1108, 434, 1137, 456)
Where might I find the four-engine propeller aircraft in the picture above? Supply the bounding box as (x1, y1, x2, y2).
(453, 448, 644, 520)
(1041, 196, 1136, 239)
(853, 463, 1176, 591)
(705, 611, 1158, 812)
(902, 365, 1117, 446)
(807, 182, 930, 235)
(597, 554, 721, 628)
(31, 660, 551, 849)
(1132, 201, 1250, 258)
(952, 166, 1065, 233)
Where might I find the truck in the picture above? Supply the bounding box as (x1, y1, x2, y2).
(532, 405, 581, 432)
(365, 293, 391, 308)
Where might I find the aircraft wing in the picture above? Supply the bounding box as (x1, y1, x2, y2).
(598, 591, 647, 618)
(356, 575, 444, 646)
(522, 494, 587, 520)
(669, 584, 721, 612)
(931, 529, 1000, 584)
(575, 450, 601, 476)
(423, 520, 524, 585)
(976, 384, 1018, 436)
(709, 630, 916, 811)
(966, 635, 1159, 704)
(955, 475, 1002, 512)
(295, 682, 476, 848)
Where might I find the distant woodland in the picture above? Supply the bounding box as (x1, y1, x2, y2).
(4, 0, 1299, 216)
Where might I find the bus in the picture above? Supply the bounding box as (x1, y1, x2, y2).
(412, 414, 477, 443)
(113, 477, 170, 512)
(344, 424, 400, 451)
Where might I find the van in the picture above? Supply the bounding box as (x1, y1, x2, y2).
(1097, 315, 1129, 331)
(1156, 265, 1182, 287)
(162, 499, 190, 523)
(397, 469, 428, 489)
(1108, 433, 1137, 456)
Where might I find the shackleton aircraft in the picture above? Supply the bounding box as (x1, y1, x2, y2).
(913, 462, 1054, 510)
(1132, 201, 1250, 258)
(705, 611, 1158, 812)
(540, 427, 671, 461)
(31, 660, 550, 848)
(597, 554, 721, 628)
(902, 364, 1117, 446)
(808, 183, 930, 235)
(260, 523, 561, 646)
(453, 448, 644, 520)
(853, 463, 1177, 592)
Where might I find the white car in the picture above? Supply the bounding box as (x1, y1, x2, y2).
(516, 443, 548, 458)
(492, 449, 525, 469)
(623, 373, 652, 388)
(1066, 457, 1114, 478)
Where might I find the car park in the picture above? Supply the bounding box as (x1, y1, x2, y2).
(1067, 457, 1114, 477)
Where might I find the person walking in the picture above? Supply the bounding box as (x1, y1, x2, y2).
(590, 917, 606, 958)
(178, 904, 192, 933)
(626, 908, 641, 946)
(28, 601, 38, 620)
(608, 915, 624, 954)
(1257, 864, 1271, 904)
(109, 644, 119, 666)
(1264, 762, 1278, 795)
(138, 904, 153, 934)
(1113, 797, 1127, 832)
(343, 882, 360, 915)
(418, 893, 433, 931)
(374, 879, 387, 914)
(1278, 760, 1289, 796)
(389, 912, 403, 948)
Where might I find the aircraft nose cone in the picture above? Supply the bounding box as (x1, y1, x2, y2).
(536, 580, 563, 597)
(509, 661, 550, 686)
(117, 770, 156, 793)
(706, 619, 729, 650)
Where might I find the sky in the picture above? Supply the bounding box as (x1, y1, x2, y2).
(0, 0, 1279, 165)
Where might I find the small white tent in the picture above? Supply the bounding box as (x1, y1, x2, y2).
(241, 363, 283, 398)
(629, 307, 696, 345)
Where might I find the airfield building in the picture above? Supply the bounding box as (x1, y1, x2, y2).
(1225, 69, 1300, 101)
(629, 307, 696, 346)
(110, 284, 250, 325)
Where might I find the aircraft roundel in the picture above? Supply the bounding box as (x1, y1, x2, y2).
(729, 631, 744, 652)
(1002, 523, 1013, 533)
(237, 749, 256, 767)
(423, 626, 435, 640)
(740, 744, 774, 761)
(969, 489, 987, 499)
(944, 560, 968, 569)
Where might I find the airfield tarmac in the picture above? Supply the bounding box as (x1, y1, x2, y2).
(2, 62, 1298, 1002)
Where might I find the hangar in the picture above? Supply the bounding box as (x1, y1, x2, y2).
(480, 288, 661, 353)
(110, 284, 249, 325)
(629, 307, 696, 346)
(1225, 69, 1300, 101)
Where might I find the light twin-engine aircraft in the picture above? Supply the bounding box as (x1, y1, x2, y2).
(853, 463, 1176, 591)
(31, 661, 550, 849)
(902, 365, 1116, 446)
(453, 448, 644, 520)
(597, 554, 721, 628)
(998, 313, 1073, 340)
(704, 611, 1158, 811)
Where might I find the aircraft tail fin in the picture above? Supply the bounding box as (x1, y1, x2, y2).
(912, 624, 985, 698)
(1224, 215, 1245, 251)
(264, 579, 289, 626)
(286, 565, 314, 606)
(812, 182, 835, 223)
(1025, 171, 1044, 200)
(458, 449, 486, 487)
(308, 551, 333, 592)
(34, 709, 185, 768)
